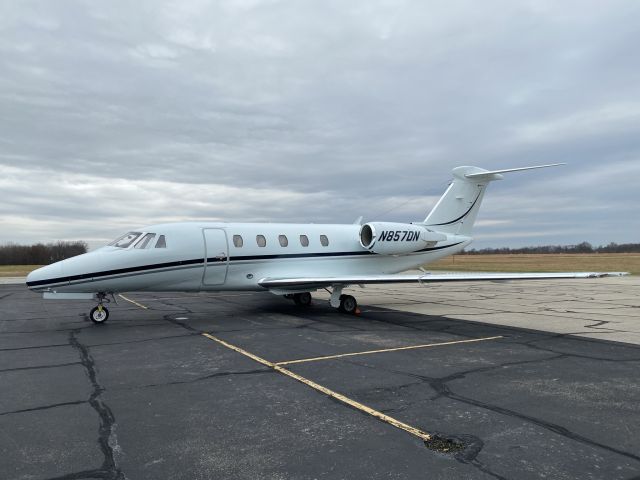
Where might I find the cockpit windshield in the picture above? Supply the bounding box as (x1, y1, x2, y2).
(108, 231, 167, 249)
(135, 233, 156, 249)
(108, 232, 143, 249)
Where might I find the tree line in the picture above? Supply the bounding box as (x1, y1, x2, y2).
(0, 241, 88, 265)
(2, 240, 638, 264)
(462, 242, 640, 255)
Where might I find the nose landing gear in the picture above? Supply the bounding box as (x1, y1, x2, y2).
(90, 305, 109, 324)
(89, 293, 110, 324)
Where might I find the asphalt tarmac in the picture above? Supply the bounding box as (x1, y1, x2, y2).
(1, 278, 639, 480)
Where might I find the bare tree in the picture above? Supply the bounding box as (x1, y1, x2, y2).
(463, 242, 640, 255)
(0, 241, 88, 265)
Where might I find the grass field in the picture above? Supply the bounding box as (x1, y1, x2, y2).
(428, 253, 639, 275)
(0, 265, 43, 277)
(1, 253, 638, 278)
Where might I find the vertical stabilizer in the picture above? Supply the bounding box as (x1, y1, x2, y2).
(422, 167, 499, 235)
(422, 163, 563, 236)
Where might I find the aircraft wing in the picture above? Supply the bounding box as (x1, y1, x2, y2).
(258, 271, 628, 290)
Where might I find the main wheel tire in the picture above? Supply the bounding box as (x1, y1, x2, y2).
(90, 305, 109, 324)
(337, 294, 347, 312)
(293, 292, 312, 306)
(340, 295, 358, 315)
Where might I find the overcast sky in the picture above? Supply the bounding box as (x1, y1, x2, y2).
(1, 0, 639, 249)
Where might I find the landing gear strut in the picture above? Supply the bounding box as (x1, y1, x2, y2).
(90, 293, 110, 324)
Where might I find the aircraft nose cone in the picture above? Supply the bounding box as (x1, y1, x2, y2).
(26, 262, 64, 290)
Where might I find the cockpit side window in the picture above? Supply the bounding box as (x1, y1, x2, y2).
(135, 233, 156, 249)
(109, 232, 142, 249)
(155, 235, 167, 248)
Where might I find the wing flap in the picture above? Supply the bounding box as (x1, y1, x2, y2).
(258, 272, 628, 289)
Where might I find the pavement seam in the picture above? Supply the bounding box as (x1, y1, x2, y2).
(376, 355, 640, 464)
(0, 361, 81, 373)
(0, 400, 88, 417)
(0, 343, 69, 352)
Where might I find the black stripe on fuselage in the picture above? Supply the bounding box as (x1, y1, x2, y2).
(26, 258, 205, 288)
(413, 242, 465, 254)
(27, 242, 464, 289)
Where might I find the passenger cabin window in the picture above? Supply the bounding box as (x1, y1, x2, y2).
(300, 235, 309, 247)
(155, 235, 167, 248)
(135, 233, 156, 249)
(320, 235, 329, 247)
(256, 235, 266, 247)
(233, 235, 243, 248)
(279, 235, 288, 247)
(109, 232, 142, 249)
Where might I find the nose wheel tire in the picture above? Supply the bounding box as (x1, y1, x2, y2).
(339, 295, 358, 315)
(90, 305, 109, 324)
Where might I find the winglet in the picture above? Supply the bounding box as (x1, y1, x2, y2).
(353, 216, 364, 225)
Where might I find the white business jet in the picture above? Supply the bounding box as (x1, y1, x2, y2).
(26, 164, 623, 323)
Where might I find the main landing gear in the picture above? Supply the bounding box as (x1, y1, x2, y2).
(285, 286, 360, 315)
(330, 285, 359, 315)
(338, 294, 358, 315)
(329, 285, 360, 315)
(284, 292, 312, 306)
(89, 293, 110, 324)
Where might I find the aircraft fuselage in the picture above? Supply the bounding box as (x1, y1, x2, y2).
(26, 222, 471, 295)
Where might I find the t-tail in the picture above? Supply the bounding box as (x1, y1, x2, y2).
(421, 164, 564, 236)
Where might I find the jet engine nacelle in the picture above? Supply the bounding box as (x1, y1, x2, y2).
(359, 222, 447, 255)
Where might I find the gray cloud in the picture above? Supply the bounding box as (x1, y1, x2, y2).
(1, 0, 639, 248)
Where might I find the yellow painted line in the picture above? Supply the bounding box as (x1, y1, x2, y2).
(202, 333, 273, 368)
(118, 294, 149, 310)
(272, 364, 432, 441)
(275, 336, 504, 366)
(201, 332, 433, 442)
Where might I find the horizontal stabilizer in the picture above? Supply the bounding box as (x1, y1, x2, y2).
(464, 163, 565, 179)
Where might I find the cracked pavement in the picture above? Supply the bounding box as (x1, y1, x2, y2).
(0, 276, 639, 479)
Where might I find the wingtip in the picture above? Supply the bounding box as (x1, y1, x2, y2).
(586, 272, 630, 278)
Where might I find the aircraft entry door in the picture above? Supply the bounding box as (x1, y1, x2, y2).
(202, 228, 229, 286)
